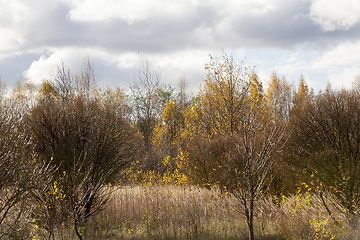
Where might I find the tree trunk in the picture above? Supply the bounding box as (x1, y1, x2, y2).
(74, 219, 83, 240)
(245, 200, 255, 240)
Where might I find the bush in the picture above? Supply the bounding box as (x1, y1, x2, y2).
(27, 97, 139, 239)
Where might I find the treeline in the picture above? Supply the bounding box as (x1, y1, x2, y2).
(1, 53, 360, 239)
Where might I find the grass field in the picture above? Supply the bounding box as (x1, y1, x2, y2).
(28, 184, 360, 240)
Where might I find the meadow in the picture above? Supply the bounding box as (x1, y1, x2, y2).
(29, 182, 359, 240)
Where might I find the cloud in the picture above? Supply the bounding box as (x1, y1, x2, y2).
(67, 0, 198, 24)
(22, 47, 113, 85)
(0, 0, 28, 52)
(23, 49, 76, 85)
(309, 0, 360, 31)
(308, 40, 360, 90)
(1, 0, 360, 92)
(64, 0, 317, 50)
(22, 47, 210, 89)
(1, 0, 350, 57)
(312, 40, 360, 69)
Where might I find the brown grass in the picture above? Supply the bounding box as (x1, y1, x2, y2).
(26, 185, 360, 240)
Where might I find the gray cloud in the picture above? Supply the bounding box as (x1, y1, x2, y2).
(1, 0, 360, 91)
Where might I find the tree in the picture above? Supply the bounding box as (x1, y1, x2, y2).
(352, 74, 360, 91)
(129, 61, 161, 154)
(27, 98, 138, 239)
(74, 57, 96, 99)
(289, 88, 360, 227)
(52, 62, 75, 102)
(0, 76, 6, 102)
(192, 52, 252, 137)
(11, 79, 37, 115)
(183, 52, 288, 240)
(129, 61, 175, 169)
(177, 77, 188, 111)
(266, 71, 293, 120)
(292, 74, 313, 113)
(38, 79, 60, 103)
(181, 52, 254, 186)
(248, 72, 269, 124)
(184, 121, 287, 240)
(153, 100, 184, 166)
(99, 86, 128, 116)
(151, 78, 192, 169)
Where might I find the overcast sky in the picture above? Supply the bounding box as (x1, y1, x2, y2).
(1, 0, 360, 92)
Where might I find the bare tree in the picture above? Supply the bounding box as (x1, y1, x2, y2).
(52, 62, 74, 102)
(129, 60, 161, 153)
(75, 57, 96, 99)
(129, 60, 176, 170)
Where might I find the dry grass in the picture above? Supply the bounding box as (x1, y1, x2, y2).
(25, 185, 360, 239)
(83, 185, 248, 240)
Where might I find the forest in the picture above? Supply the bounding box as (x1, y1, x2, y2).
(1, 52, 360, 240)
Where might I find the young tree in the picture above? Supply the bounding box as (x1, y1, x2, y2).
(0, 76, 6, 102)
(352, 74, 360, 91)
(184, 122, 287, 240)
(153, 100, 184, 164)
(181, 51, 255, 185)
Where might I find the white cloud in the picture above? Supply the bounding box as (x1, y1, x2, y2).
(23, 47, 110, 84)
(151, 50, 209, 86)
(308, 41, 360, 90)
(23, 50, 72, 85)
(67, 0, 198, 24)
(309, 0, 360, 31)
(0, 0, 28, 25)
(23, 55, 57, 84)
(312, 41, 360, 69)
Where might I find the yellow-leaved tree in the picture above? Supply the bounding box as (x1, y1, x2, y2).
(292, 74, 313, 111)
(266, 71, 293, 121)
(194, 51, 252, 137)
(248, 72, 269, 126)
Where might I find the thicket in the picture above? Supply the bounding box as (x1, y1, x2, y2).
(0, 54, 360, 239)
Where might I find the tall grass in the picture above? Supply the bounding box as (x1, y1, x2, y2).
(83, 185, 248, 240)
(28, 184, 360, 239)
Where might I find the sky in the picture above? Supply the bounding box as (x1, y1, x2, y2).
(1, 0, 360, 92)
